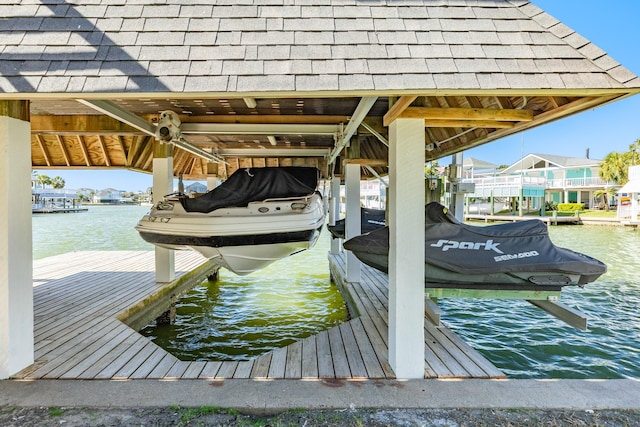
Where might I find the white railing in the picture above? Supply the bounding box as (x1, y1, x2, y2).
(465, 176, 615, 190)
(546, 177, 610, 188)
(463, 175, 546, 187)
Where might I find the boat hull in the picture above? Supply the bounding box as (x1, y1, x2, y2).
(136, 192, 325, 275)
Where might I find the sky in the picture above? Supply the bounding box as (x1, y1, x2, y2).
(49, 1, 640, 191)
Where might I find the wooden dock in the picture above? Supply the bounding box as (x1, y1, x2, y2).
(14, 250, 504, 380)
(465, 213, 581, 225)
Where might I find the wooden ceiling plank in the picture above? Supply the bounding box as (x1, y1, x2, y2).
(56, 135, 71, 166)
(76, 135, 92, 166)
(35, 134, 52, 166)
(383, 95, 418, 126)
(399, 107, 533, 122)
(98, 135, 111, 167)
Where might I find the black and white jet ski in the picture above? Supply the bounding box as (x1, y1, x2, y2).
(343, 203, 606, 290)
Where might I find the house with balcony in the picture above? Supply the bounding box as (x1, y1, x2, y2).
(463, 153, 618, 213)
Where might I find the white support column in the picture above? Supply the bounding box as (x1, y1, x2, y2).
(344, 163, 361, 282)
(388, 118, 425, 379)
(451, 152, 465, 222)
(329, 177, 341, 254)
(153, 145, 175, 282)
(0, 107, 34, 379)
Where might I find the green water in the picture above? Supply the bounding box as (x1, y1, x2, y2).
(139, 233, 348, 361)
(33, 206, 640, 378)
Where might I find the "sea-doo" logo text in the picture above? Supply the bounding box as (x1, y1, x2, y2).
(430, 239, 504, 254)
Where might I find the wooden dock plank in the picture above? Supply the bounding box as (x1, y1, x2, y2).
(216, 361, 239, 379)
(284, 340, 302, 379)
(166, 361, 190, 378)
(301, 335, 319, 378)
(199, 361, 222, 379)
(110, 340, 160, 379)
(233, 360, 255, 379)
(328, 326, 351, 378)
(315, 331, 335, 378)
(19, 250, 502, 382)
(250, 354, 271, 379)
(339, 322, 368, 378)
(267, 347, 288, 379)
(347, 318, 385, 378)
(182, 361, 206, 379)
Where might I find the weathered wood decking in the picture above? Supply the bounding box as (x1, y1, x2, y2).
(14, 250, 504, 380)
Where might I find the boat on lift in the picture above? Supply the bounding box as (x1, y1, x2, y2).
(327, 207, 386, 240)
(343, 202, 607, 291)
(136, 167, 326, 275)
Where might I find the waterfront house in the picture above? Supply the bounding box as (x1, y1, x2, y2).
(93, 188, 125, 204)
(31, 176, 82, 213)
(463, 153, 617, 213)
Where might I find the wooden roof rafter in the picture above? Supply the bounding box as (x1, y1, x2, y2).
(56, 135, 71, 167)
(35, 134, 51, 167)
(77, 135, 92, 167)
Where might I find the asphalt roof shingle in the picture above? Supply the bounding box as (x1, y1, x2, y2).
(0, 0, 638, 94)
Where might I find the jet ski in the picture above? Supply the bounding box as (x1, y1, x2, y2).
(343, 203, 606, 291)
(327, 207, 386, 239)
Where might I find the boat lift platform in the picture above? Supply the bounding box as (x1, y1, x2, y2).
(14, 250, 505, 380)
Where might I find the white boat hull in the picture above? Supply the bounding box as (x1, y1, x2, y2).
(136, 193, 325, 275)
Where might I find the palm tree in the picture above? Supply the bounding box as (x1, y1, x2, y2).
(598, 149, 636, 211)
(593, 188, 616, 211)
(599, 151, 628, 184)
(50, 176, 65, 189)
(36, 173, 51, 188)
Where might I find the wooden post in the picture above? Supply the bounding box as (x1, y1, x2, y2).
(153, 142, 175, 282)
(344, 163, 361, 282)
(0, 101, 34, 378)
(329, 177, 341, 255)
(388, 118, 425, 378)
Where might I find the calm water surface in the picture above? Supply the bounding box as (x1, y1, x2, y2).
(33, 206, 640, 378)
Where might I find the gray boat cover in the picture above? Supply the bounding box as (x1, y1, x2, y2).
(344, 203, 606, 277)
(181, 167, 319, 213)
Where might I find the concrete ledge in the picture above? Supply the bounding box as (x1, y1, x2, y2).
(2, 379, 639, 411)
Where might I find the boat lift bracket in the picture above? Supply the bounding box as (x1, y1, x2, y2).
(527, 299, 588, 331)
(424, 288, 588, 330)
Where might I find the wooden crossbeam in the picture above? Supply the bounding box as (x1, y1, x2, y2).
(425, 119, 515, 129)
(343, 158, 387, 167)
(400, 107, 533, 122)
(383, 95, 418, 126)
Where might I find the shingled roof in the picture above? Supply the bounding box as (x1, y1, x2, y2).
(1, 0, 638, 179)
